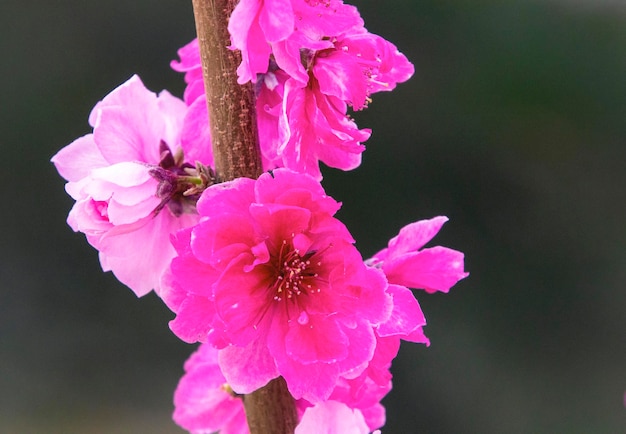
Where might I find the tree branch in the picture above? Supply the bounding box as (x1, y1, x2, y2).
(191, 0, 263, 182)
(191, 1, 298, 433)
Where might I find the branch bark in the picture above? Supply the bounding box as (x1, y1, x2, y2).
(191, 0, 263, 182)
(243, 376, 299, 434)
(191, 1, 298, 433)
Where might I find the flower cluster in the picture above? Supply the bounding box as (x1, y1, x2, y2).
(166, 173, 467, 432)
(172, 0, 413, 180)
(52, 0, 467, 432)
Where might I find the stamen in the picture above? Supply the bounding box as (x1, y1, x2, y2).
(272, 240, 323, 303)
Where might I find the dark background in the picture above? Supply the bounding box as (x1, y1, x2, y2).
(1, 0, 625, 432)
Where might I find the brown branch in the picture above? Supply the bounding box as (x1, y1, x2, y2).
(243, 376, 299, 434)
(190, 1, 298, 433)
(191, 0, 263, 182)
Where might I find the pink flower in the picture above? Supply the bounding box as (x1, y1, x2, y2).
(228, 0, 363, 84)
(171, 25, 413, 180)
(164, 168, 392, 403)
(325, 284, 430, 432)
(377, 284, 430, 344)
(173, 344, 249, 434)
(170, 39, 205, 105)
(368, 216, 469, 293)
(173, 343, 383, 433)
(311, 28, 415, 110)
(327, 367, 390, 432)
(274, 27, 414, 179)
(295, 400, 370, 434)
(278, 77, 370, 180)
(51, 75, 213, 296)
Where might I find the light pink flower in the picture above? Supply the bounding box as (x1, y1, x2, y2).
(173, 344, 249, 434)
(295, 400, 370, 434)
(51, 75, 212, 296)
(164, 168, 392, 403)
(368, 216, 469, 293)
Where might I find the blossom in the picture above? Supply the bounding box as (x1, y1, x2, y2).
(325, 283, 430, 432)
(228, 0, 363, 84)
(309, 28, 415, 110)
(172, 16, 414, 180)
(295, 400, 370, 434)
(163, 168, 392, 403)
(173, 343, 385, 434)
(173, 344, 249, 434)
(368, 216, 469, 293)
(277, 77, 370, 179)
(51, 75, 213, 296)
(274, 27, 414, 178)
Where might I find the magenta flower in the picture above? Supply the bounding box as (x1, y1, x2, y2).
(376, 283, 430, 344)
(310, 28, 415, 110)
(164, 168, 392, 402)
(277, 77, 370, 179)
(168, 282, 424, 434)
(324, 283, 430, 432)
(173, 344, 249, 434)
(275, 27, 414, 178)
(170, 38, 205, 105)
(171, 23, 413, 180)
(173, 343, 384, 433)
(228, 0, 362, 84)
(51, 75, 213, 296)
(368, 216, 469, 293)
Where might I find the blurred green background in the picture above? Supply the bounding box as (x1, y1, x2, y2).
(1, 0, 625, 432)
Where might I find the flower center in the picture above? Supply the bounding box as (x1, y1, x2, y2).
(273, 240, 321, 302)
(149, 140, 214, 217)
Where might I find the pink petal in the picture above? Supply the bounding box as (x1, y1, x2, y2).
(377, 284, 426, 338)
(295, 401, 369, 434)
(259, 0, 294, 43)
(90, 75, 164, 164)
(180, 95, 214, 167)
(197, 177, 256, 217)
(248, 204, 312, 243)
(173, 345, 245, 434)
(190, 215, 256, 267)
(386, 216, 449, 258)
(218, 339, 279, 395)
(156, 89, 187, 148)
(170, 294, 219, 343)
(98, 212, 197, 296)
(274, 354, 341, 402)
(314, 51, 368, 109)
(213, 253, 274, 346)
(51, 134, 107, 181)
(384, 246, 469, 293)
(285, 314, 349, 364)
(292, 0, 363, 40)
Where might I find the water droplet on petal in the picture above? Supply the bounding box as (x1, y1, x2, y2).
(297, 311, 309, 325)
